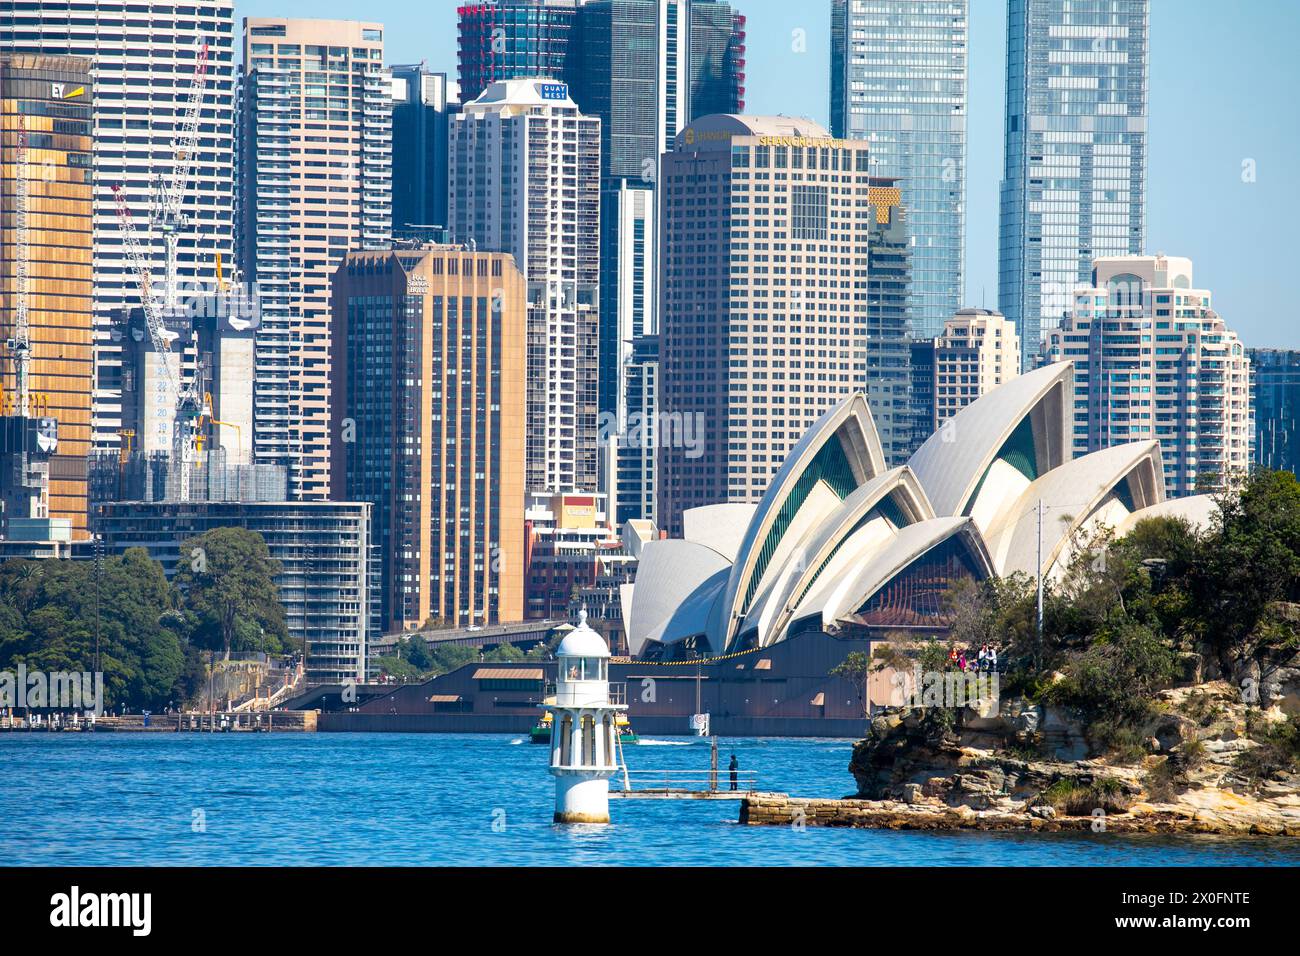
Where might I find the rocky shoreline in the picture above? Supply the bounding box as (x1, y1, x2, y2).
(739, 681, 1300, 837)
(739, 790, 1300, 836)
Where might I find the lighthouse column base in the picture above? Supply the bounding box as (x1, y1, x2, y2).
(554, 774, 611, 824)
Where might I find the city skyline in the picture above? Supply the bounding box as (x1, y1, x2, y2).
(241, 0, 1300, 352)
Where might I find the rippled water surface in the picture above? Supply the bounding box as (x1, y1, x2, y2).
(3, 733, 1298, 866)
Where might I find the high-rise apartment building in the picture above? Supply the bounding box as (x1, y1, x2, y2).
(448, 78, 600, 496)
(389, 65, 453, 237)
(1000, 0, 1148, 364)
(0, 53, 94, 540)
(1250, 349, 1300, 478)
(0, 1, 237, 454)
(864, 176, 913, 465)
(831, 0, 967, 339)
(237, 18, 392, 501)
(97, 498, 373, 684)
(933, 308, 1021, 428)
(331, 245, 527, 632)
(657, 115, 875, 535)
(457, 0, 579, 104)
(1045, 255, 1251, 497)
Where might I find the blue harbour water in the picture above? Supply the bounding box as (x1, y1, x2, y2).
(2, 733, 1298, 866)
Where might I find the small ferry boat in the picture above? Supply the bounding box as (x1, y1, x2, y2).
(529, 709, 639, 745)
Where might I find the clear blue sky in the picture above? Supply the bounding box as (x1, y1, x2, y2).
(242, 0, 1300, 349)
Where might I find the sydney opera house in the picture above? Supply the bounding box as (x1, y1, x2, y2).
(327, 361, 1221, 735)
(623, 361, 1217, 660)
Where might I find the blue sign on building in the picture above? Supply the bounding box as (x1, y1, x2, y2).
(538, 82, 568, 101)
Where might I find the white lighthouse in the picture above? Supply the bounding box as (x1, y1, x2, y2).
(546, 609, 624, 824)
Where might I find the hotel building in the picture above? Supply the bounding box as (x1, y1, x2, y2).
(0, 1, 237, 454)
(330, 245, 527, 632)
(448, 77, 601, 496)
(1044, 255, 1251, 497)
(237, 17, 392, 501)
(657, 115, 876, 536)
(0, 53, 94, 539)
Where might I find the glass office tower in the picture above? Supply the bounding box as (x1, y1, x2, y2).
(831, 0, 967, 339)
(999, 0, 1148, 367)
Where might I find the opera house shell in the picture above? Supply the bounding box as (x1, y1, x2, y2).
(623, 362, 1219, 659)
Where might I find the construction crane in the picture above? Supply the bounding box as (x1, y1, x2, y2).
(109, 39, 211, 501)
(5, 126, 31, 420)
(153, 39, 210, 312)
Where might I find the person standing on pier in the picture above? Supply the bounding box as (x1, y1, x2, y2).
(729, 754, 739, 791)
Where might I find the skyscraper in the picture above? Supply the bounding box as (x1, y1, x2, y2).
(1250, 349, 1300, 478)
(389, 65, 453, 237)
(831, 0, 966, 339)
(237, 18, 392, 501)
(1000, 0, 1148, 364)
(572, 0, 745, 525)
(0, 0, 237, 455)
(657, 115, 875, 535)
(1044, 255, 1251, 497)
(457, 0, 579, 104)
(0, 54, 94, 540)
(331, 245, 527, 632)
(448, 78, 601, 496)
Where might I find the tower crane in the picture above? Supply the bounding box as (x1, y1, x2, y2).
(153, 40, 210, 311)
(5, 127, 31, 420)
(108, 38, 212, 501)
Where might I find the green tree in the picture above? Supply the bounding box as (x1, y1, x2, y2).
(172, 528, 288, 660)
(831, 651, 873, 716)
(0, 550, 187, 711)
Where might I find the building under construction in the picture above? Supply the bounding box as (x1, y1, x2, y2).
(0, 53, 94, 542)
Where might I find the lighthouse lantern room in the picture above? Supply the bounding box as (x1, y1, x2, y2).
(546, 608, 624, 824)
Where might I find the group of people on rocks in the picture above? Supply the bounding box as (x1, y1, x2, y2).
(947, 643, 999, 674)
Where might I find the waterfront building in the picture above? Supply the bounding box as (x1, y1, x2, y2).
(448, 78, 601, 496)
(625, 361, 1215, 657)
(389, 65, 452, 237)
(1250, 349, 1300, 477)
(96, 498, 374, 684)
(933, 308, 1020, 428)
(999, 0, 1148, 365)
(657, 115, 875, 536)
(330, 245, 527, 633)
(0, 53, 94, 540)
(237, 17, 392, 501)
(831, 0, 967, 339)
(0, 1, 237, 455)
(864, 177, 913, 466)
(1044, 255, 1252, 497)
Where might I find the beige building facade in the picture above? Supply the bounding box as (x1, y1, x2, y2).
(657, 115, 876, 535)
(933, 308, 1021, 429)
(239, 18, 391, 501)
(330, 245, 526, 632)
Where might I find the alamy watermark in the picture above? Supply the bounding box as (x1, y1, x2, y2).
(0, 665, 104, 716)
(598, 410, 704, 459)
